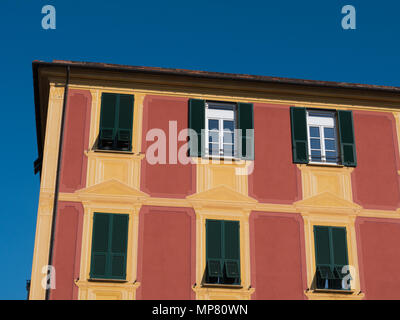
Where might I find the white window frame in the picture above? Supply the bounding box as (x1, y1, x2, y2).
(306, 110, 340, 165)
(205, 102, 237, 159)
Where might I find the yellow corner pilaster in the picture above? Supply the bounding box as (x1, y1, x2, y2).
(30, 84, 65, 300)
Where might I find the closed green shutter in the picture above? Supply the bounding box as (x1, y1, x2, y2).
(99, 93, 118, 148)
(99, 93, 134, 151)
(314, 226, 331, 267)
(290, 107, 309, 164)
(188, 99, 205, 157)
(110, 214, 129, 279)
(90, 213, 129, 280)
(90, 213, 111, 279)
(238, 103, 254, 160)
(224, 221, 240, 280)
(337, 110, 357, 167)
(206, 220, 223, 277)
(205, 220, 240, 284)
(117, 94, 134, 151)
(314, 226, 350, 289)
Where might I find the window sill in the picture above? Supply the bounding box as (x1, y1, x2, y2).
(88, 278, 128, 283)
(307, 162, 344, 168)
(312, 288, 354, 294)
(191, 156, 250, 164)
(93, 148, 134, 155)
(201, 283, 243, 289)
(305, 289, 364, 300)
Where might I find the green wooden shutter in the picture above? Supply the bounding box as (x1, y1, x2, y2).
(99, 93, 118, 149)
(90, 213, 111, 279)
(314, 226, 335, 280)
(117, 94, 134, 151)
(223, 221, 240, 281)
(238, 103, 254, 160)
(337, 110, 357, 167)
(290, 107, 309, 164)
(188, 99, 205, 157)
(206, 220, 223, 277)
(110, 214, 129, 279)
(331, 227, 349, 280)
(90, 213, 129, 280)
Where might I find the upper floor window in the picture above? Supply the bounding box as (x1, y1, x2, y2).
(188, 99, 254, 160)
(290, 107, 357, 167)
(205, 102, 236, 158)
(307, 110, 339, 164)
(98, 93, 134, 152)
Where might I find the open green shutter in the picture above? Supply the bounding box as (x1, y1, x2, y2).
(223, 221, 240, 281)
(290, 107, 308, 164)
(338, 110, 357, 167)
(99, 93, 117, 148)
(238, 103, 254, 160)
(90, 213, 111, 278)
(110, 214, 129, 279)
(117, 94, 134, 151)
(188, 99, 205, 157)
(206, 220, 223, 277)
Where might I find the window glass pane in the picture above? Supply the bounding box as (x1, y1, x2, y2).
(223, 120, 234, 131)
(209, 143, 219, 156)
(311, 149, 322, 161)
(326, 151, 337, 163)
(209, 119, 219, 130)
(325, 139, 336, 151)
(223, 131, 234, 144)
(209, 131, 219, 143)
(223, 144, 234, 157)
(309, 126, 320, 138)
(310, 138, 321, 150)
(324, 127, 335, 139)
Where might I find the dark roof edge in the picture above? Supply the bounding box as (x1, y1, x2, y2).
(33, 60, 400, 94)
(33, 61, 43, 163)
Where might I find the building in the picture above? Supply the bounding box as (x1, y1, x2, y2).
(30, 60, 400, 300)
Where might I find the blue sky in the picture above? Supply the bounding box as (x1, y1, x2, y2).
(0, 0, 399, 299)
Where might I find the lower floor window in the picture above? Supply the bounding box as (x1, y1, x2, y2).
(90, 212, 129, 280)
(314, 226, 352, 290)
(205, 219, 241, 285)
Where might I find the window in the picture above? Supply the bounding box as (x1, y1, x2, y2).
(205, 219, 240, 285)
(90, 213, 129, 280)
(313, 226, 351, 290)
(307, 110, 339, 164)
(98, 93, 134, 152)
(205, 102, 236, 158)
(188, 99, 254, 160)
(290, 107, 357, 166)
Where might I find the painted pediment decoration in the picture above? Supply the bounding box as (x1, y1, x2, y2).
(76, 179, 149, 202)
(186, 184, 257, 209)
(294, 191, 361, 214)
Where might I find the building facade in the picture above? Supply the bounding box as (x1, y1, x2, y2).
(30, 60, 400, 300)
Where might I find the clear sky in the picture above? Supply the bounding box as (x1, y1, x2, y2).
(0, 0, 399, 299)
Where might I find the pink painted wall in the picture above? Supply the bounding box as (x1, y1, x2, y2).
(248, 103, 302, 204)
(352, 111, 400, 210)
(356, 217, 400, 299)
(59, 89, 92, 193)
(50, 202, 84, 300)
(250, 211, 307, 299)
(140, 95, 196, 198)
(136, 206, 196, 299)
